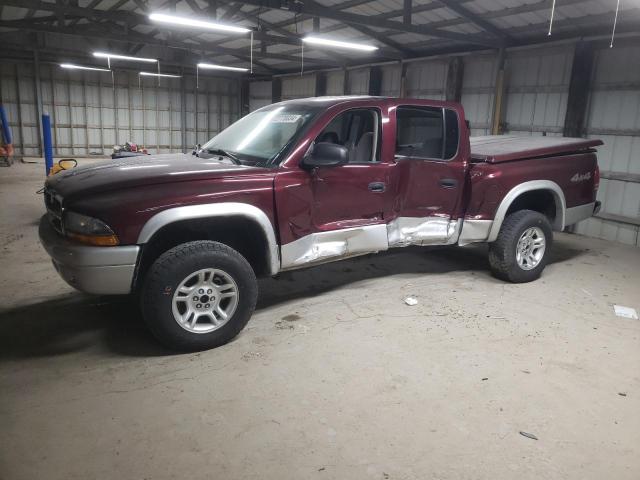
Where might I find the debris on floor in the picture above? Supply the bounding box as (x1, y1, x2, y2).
(241, 351, 263, 361)
(618, 392, 627, 397)
(613, 305, 638, 319)
(404, 295, 418, 306)
(519, 431, 539, 440)
(275, 320, 295, 330)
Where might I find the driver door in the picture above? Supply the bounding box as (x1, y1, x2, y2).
(278, 107, 393, 269)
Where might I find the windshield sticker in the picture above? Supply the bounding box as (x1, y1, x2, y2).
(272, 114, 302, 123)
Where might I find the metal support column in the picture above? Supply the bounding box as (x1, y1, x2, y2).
(180, 69, 187, 152)
(368, 66, 383, 96)
(240, 78, 250, 116)
(491, 48, 507, 135)
(315, 72, 327, 97)
(271, 77, 282, 103)
(445, 57, 464, 103)
(343, 68, 350, 95)
(33, 50, 44, 156)
(563, 41, 595, 138)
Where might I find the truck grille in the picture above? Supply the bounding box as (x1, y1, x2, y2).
(44, 189, 64, 234)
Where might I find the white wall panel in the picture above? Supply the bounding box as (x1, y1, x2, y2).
(0, 61, 240, 157)
(461, 53, 498, 136)
(405, 59, 447, 100)
(281, 75, 315, 100)
(381, 65, 401, 97)
(326, 71, 345, 95)
(348, 68, 369, 95)
(503, 45, 574, 136)
(574, 44, 640, 246)
(249, 81, 272, 111)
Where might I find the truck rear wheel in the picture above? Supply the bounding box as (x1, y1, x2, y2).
(141, 240, 258, 351)
(488, 209, 553, 283)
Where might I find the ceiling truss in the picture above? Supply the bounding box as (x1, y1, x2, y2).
(0, 0, 638, 75)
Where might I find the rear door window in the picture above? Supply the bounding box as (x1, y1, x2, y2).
(395, 107, 459, 160)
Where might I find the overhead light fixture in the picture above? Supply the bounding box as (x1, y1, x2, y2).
(139, 72, 181, 78)
(60, 63, 111, 72)
(302, 36, 378, 52)
(93, 52, 157, 63)
(149, 13, 251, 34)
(197, 63, 249, 72)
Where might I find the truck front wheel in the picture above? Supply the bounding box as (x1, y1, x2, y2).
(141, 240, 258, 351)
(488, 209, 553, 283)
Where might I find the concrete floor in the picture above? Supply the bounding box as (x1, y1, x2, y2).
(1, 160, 639, 480)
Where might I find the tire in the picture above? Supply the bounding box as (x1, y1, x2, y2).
(488, 209, 553, 283)
(141, 240, 258, 351)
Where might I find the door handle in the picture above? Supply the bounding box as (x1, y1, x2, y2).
(368, 182, 386, 193)
(439, 178, 458, 189)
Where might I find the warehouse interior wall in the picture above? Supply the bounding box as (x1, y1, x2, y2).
(2, 39, 638, 247)
(0, 64, 240, 157)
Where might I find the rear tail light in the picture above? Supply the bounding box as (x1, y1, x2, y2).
(594, 164, 600, 192)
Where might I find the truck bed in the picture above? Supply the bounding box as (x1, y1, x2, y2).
(470, 135, 603, 163)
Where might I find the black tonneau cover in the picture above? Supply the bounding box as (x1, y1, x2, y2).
(470, 135, 603, 163)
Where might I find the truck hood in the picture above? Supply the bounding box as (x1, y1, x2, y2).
(45, 153, 274, 200)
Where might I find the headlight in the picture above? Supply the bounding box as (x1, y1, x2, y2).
(63, 211, 119, 246)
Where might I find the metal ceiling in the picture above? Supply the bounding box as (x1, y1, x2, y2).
(1, 0, 639, 75)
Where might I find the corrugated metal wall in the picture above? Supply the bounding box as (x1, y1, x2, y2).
(380, 64, 401, 97)
(574, 44, 640, 246)
(503, 45, 573, 137)
(0, 61, 240, 156)
(249, 80, 272, 111)
(405, 59, 447, 100)
(461, 53, 497, 136)
(326, 71, 345, 95)
(347, 68, 369, 95)
(281, 74, 315, 100)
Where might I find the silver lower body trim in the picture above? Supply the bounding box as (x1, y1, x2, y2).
(565, 202, 596, 226)
(458, 219, 493, 245)
(39, 215, 139, 295)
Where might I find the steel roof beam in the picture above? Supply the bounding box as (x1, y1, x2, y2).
(436, 0, 512, 40)
(237, 0, 505, 47)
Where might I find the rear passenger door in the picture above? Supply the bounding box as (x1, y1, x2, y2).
(389, 106, 467, 246)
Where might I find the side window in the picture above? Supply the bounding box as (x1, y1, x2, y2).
(315, 108, 380, 163)
(395, 107, 459, 160)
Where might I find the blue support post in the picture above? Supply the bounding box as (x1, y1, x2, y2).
(42, 113, 53, 175)
(0, 104, 12, 145)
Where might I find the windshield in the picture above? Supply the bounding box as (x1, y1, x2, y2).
(200, 104, 321, 166)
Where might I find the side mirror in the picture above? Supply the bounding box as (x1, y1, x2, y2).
(302, 142, 348, 169)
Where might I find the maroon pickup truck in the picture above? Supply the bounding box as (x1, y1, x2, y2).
(40, 96, 602, 351)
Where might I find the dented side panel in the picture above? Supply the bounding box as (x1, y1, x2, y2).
(281, 224, 388, 270)
(387, 216, 460, 247)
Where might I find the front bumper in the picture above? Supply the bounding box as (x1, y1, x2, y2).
(39, 215, 139, 295)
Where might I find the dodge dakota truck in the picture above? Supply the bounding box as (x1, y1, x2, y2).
(39, 96, 602, 351)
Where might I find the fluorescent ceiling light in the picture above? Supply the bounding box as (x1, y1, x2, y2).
(149, 13, 250, 34)
(93, 52, 157, 63)
(302, 36, 378, 51)
(60, 63, 111, 72)
(139, 72, 181, 78)
(198, 63, 248, 72)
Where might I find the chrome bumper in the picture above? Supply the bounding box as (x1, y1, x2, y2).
(38, 215, 139, 295)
